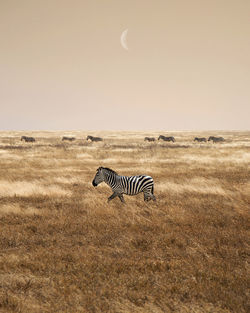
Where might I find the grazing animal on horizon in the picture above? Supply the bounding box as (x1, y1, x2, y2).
(194, 137, 207, 142)
(92, 167, 156, 203)
(87, 135, 103, 142)
(208, 136, 225, 143)
(21, 136, 35, 142)
(158, 135, 175, 142)
(62, 136, 75, 142)
(144, 137, 156, 142)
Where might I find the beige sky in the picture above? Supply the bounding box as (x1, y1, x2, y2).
(0, 0, 249, 130)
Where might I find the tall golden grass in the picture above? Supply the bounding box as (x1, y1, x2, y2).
(0, 131, 249, 313)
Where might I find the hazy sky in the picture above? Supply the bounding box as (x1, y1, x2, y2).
(1, 0, 249, 131)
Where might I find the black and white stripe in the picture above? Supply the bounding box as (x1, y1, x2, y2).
(92, 167, 156, 202)
(62, 136, 75, 141)
(208, 136, 225, 143)
(194, 137, 207, 142)
(158, 135, 175, 142)
(144, 137, 156, 142)
(87, 135, 103, 142)
(21, 136, 35, 142)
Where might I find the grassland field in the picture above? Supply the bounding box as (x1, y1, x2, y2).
(0, 130, 249, 313)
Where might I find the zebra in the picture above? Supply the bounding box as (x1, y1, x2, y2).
(87, 135, 103, 142)
(158, 135, 175, 142)
(92, 167, 156, 202)
(62, 136, 75, 141)
(144, 137, 156, 142)
(194, 137, 207, 142)
(21, 136, 35, 142)
(208, 136, 225, 143)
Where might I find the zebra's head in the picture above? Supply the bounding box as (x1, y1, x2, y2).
(92, 167, 105, 187)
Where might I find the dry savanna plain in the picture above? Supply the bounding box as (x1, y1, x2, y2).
(0, 131, 249, 313)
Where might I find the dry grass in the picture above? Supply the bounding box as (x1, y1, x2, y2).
(0, 131, 249, 313)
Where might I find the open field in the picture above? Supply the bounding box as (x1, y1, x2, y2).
(0, 131, 249, 313)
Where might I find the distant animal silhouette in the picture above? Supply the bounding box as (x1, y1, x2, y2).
(86, 135, 103, 142)
(62, 136, 75, 142)
(92, 167, 156, 202)
(21, 136, 35, 142)
(158, 135, 175, 142)
(144, 137, 156, 142)
(194, 137, 207, 142)
(208, 136, 225, 143)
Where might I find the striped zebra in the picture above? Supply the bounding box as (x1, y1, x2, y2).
(158, 135, 175, 142)
(62, 136, 75, 141)
(144, 137, 156, 142)
(194, 137, 207, 142)
(87, 135, 103, 142)
(92, 167, 156, 202)
(21, 136, 35, 142)
(208, 136, 225, 143)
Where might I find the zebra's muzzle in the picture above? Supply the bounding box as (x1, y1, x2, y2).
(92, 180, 97, 187)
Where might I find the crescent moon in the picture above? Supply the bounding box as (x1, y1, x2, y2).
(120, 29, 129, 51)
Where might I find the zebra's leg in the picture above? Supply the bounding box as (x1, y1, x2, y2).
(144, 189, 156, 202)
(108, 192, 118, 202)
(151, 186, 156, 201)
(144, 192, 151, 202)
(118, 194, 125, 203)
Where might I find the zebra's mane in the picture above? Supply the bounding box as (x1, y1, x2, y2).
(101, 167, 118, 175)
